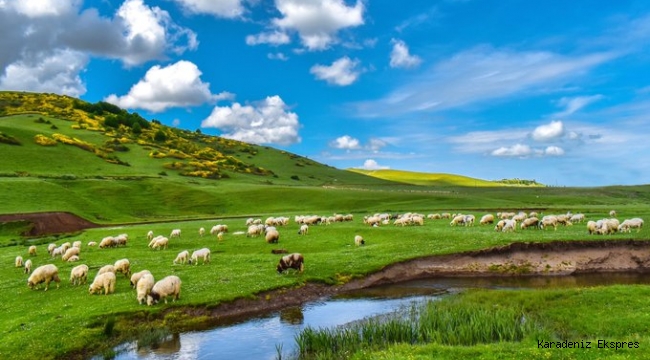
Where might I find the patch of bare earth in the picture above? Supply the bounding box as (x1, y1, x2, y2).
(0, 212, 99, 236)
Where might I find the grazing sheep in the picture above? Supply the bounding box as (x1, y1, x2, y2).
(130, 270, 152, 288)
(47, 243, 56, 255)
(114, 259, 131, 278)
(217, 232, 224, 242)
(480, 214, 495, 225)
(60, 242, 71, 253)
(61, 247, 80, 262)
(609, 210, 617, 218)
(540, 216, 559, 231)
(618, 218, 644, 233)
(87, 241, 97, 247)
(450, 215, 466, 226)
(494, 220, 507, 232)
(463, 214, 475, 226)
(28, 245, 37, 256)
(199, 227, 205, 237)
(114, 234, 128, 246)
(70, 264, 89, 285)
(245, 218, 254, 226)
(98, 264, 116, 275)
(89, 272, 116, 295)
(66, 255, 80, 262)
(277, 253, 304, 274)
(173, 250, 190, 265)
(500, 219, 517, 232)
(587, 220, 599, 235)
(189, 248, 211, 265)
(569, 214, 586, 224)
(354, 235, 365, 246)
(520, 217, 539, 230)
(147, 230, 154, 241)
(99, 236, 115, 249)
(147, 275, 182, 305)
(170, 229, 181, 239)
(265, 229, 280, 244)
(136, 273, 155, 305)
(51, 246, 65, 259)
(298, 224, 309, 235)
(72, 241, 82, 249)
(28, 264, 60, 291)
(15, 255, 24, 268)
(24, 259, 32, 274)
(151, 237, 169, 250)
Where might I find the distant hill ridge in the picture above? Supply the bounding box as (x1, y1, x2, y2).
(349, 169, 544, 187)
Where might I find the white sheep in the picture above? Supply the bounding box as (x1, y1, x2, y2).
(170, 229, 181, 239)
(136, 273, 155, 305)
(587, 220, 599, 234)
(60, 242, 71, 253)
(51, 246, 65, 258)
(47, 243, 56, 255)
(89, 272, 116, 295)
(609, 210, 617, 218)
(114, 258, 131, 278)
(298, 224, 309, 235)
(199, 227, 205, 237)
(28, 264, 61, 291)
(130, 269, 152, 288)
(66, 255, 80, 262)
(618, 218, 644, 233)
(540, 216, 558, 231)
(189, 248, 211, 265)
(480, 214, 495, 225)
(24, 259, 32, 274)
(97, 264, 116, 275)
(520, 217, 539, 230)
(569, 214, 586, 224)
(87, 241, 97, 247)
(247, 224, 263, 237)
(217, 232, 224, 242)
(114, 234, 128, 246)
(72, 241, 82, 249)
(15, 255, 24, 268)
(450, 214, 466, 226)
(265, 229, 280, 244)
(500, 219, 517, 232)
(147, 230, 154, 241)
(61, 247, 80, 262)
(151, 237, 169, 250)
(173, 250, 190, 265)
(354, 235, 365, 246)
(463, 214, 475, 226)
(147, 275, 182, 305)
(28, 245, 37, 256)
(99, 236, 115, 249)
(70, 264, 89, 285)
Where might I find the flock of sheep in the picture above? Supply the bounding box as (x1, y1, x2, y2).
(13, 209, 644, 307)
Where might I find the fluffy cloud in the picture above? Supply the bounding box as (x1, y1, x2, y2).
(545, 146, 565, 156)
(201, 95, 301, 145)
(0, 0, 197, 96)
(171, 0, 245, 18)
(310, 57, 361, 86)
(389, 39, 422, 69)
(104, 61, 231, 112)
(531, 120, 564, 142)
(272, 0, 364, 50)
(330, 135, 361, 150)
(0, 49, 88, 97)
(246, 31, 291, 46)
(491, 144, 533, 157)
(358, 159, 389, 170)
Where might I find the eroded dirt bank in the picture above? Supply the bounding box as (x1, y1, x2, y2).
(166, 239, 650, 328)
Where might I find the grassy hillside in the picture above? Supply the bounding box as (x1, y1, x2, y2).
(349, 169, 542, 187)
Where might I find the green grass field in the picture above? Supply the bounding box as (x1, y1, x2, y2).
(2, 92, 650, 359)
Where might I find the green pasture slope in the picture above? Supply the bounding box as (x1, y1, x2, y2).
(348, 168, 528, 187)
(1, 92, 650, 359)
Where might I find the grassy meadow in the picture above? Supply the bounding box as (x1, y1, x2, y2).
(2, 92, 650, 359)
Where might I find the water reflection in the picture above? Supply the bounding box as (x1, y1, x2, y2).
(115, 272, 650, 360)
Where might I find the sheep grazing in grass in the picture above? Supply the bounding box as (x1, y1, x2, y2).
(211, 224, 228, 235)
(60, 242, 71, 253)
(609, 210, 617, 218)
(354, 235, 365, 246)
(72, 241, 82, 249)
(265, 229, 280, 244)
(61, 247, 80, 262)
(298, 224, 309, 235)
(130, 270, 152, 288)
(618, 218, 644, 233)
(136, 273, 155, 305)
(24, 259, 32, 274)
(500, 219, 517, 232)
(520, 217, 539, 230)
(569, 214, 586, 224)
(277, 253, 304, 274)
(47, 243, 56, 255)
(114, 234, 128, 246)
(170, 229, 181, 239)
(87, 241, 97, 247)
(587, 220, 599, 235)
(247, 224, 264, 237)
(99, 236, 115, 249)
(114, 259, 131, 278)
(151, 237, 169, 250)
(199, 227, 205, 237)
(98, 264, 116, 275)
(540, 216, 558, 231)
(480, 214, 495, 225)
(189, 248, 211, 265)
(51, 246, 65, 259)
(67, 255, 80, 262)
(70, 264, 89, 285)
(147, 275, 182, 306)
(15, 255, 24, 268)
(28, 245, 37, 256)
(450, 215, 466, 226)
(89, 272, 116, 295)
(28, 264, 60, 291)
(147, 230, 154, 241)
(173, 250, 190, 265)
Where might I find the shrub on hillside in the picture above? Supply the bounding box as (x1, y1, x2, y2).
(34, 134, 58, 146)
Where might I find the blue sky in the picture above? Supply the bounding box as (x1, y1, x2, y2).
(2, 0, 650, 186)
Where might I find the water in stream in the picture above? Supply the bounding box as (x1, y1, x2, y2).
(113, 272, 650, 360)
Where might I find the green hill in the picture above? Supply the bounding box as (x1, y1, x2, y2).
(348, 169, 543, 187)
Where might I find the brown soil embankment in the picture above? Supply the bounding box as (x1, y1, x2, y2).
(0, 212, 99, 236)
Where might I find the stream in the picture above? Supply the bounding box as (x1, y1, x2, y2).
(112, 272, 650, 360)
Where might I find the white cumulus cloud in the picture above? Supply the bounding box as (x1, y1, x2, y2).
(330, 135, 361, 150)
(545, 146, 565, 156)
(201, 95, 301, 145)
(358, 159, 389, 170)
(491, 144, 533, 157)
(310, 56, 361, 86)
(104, 60, 230, 112)
(531, 120, 565, 142)
(389, 39, 421, 69)
(273, 0, 364, 50)
(171, 0, 245, 18)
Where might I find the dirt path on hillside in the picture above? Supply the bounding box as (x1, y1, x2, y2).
(0, 212, 100, 236)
